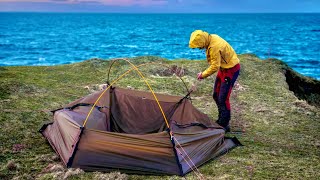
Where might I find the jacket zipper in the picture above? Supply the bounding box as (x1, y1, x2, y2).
(220, 51, 228, 64)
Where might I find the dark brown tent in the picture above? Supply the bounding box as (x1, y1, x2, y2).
(40, 86, 241, 176)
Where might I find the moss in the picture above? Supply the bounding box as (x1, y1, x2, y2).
(0, 84, 11, 99)
(0, 54, 319, 179)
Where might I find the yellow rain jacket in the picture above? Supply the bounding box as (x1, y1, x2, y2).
(189, 30, 240, 78)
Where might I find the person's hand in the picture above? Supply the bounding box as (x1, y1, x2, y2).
(197, 72, 203, 81)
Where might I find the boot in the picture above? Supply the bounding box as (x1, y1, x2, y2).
(218, 105, 231, 132)
(224, 125, 230, 132)
(216, 119, 230, 132)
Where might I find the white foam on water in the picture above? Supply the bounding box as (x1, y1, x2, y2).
(244, 49, 253, 53)
(123, 45, 138, 48)
(100, 44, 113, 48)
(38, 57, 46, 61)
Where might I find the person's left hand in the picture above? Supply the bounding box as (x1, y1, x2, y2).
(197, 72, 203, 81)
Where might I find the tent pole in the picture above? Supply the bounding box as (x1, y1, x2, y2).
(66, 126, 84, 167)
(167, 130, 184, 176)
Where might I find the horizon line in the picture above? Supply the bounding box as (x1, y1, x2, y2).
(1, 11, 319, 14)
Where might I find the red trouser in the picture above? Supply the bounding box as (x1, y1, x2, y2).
(213, 63, 240, 128)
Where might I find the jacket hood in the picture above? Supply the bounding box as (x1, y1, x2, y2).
(189, 30, 210, 49)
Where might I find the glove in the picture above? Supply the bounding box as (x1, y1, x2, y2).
(197, 72, 203, 81)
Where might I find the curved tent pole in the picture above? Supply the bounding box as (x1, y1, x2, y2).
(107, 58, 191, 96)
(83, 58, 170, 129)
(82, 58, 203, 177)
(106, 58, 119, 85)
(82, 64, 136, 127)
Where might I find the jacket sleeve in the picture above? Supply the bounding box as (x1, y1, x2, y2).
(202, 48, 221, 78)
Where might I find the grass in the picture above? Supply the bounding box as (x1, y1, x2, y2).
(0, 54, 319, 179)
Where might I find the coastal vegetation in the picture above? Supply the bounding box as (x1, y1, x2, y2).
(0, 54, 319, 179)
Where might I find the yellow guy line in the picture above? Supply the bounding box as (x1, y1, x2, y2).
(83, 59, 170, 129)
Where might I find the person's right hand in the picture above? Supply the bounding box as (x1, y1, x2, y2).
(197, 72, 203, 81)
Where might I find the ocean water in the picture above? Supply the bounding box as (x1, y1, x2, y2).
(0, 13, 319, 79)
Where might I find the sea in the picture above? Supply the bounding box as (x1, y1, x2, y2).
(0, 13, 319, 79)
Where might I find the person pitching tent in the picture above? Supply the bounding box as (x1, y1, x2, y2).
(189, 30, 240, 132)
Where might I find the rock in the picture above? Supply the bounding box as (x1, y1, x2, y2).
(98, 84, 108, 90)
(12, 174, 33, 180)
(254, 107, 269, 112)
(50, 164, 64, 172)
(52, 171, 64, 179)
(51, 155, 60, 161)
(94, 171, 128, 180)
(151, 65, 188, 77)
(37, 154, 51, 163)
(6, 160, 17, 171)
(234, 82, 246, 91)
(42, 163, 64, 173)
(63, 168, 84, 179)
(12, 144, 27, 153)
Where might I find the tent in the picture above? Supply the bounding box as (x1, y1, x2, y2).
(39, 60, 241, 176)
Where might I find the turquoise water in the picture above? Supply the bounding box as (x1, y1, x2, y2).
(0, 13, 319, 79)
